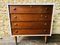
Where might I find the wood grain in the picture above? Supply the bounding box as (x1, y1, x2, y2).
(12, 29, 50, 35)
(11, 21, 51, 29)
(9, 5, 53, 13)
(10, 13, 52, 21)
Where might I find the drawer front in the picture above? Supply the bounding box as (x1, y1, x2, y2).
(10, 13, 52, 21)
(9, 5, 53, 13)
(11, 21, 51, 29)
(12, 29, 50, 35)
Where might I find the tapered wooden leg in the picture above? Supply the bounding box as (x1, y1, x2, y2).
(15, 36, 18, 45)
(45, 36, 47, 43)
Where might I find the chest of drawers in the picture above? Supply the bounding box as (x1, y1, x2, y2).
(8, 5, 54, 36)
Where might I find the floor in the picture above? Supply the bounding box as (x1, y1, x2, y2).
(0, 34, 60, 45)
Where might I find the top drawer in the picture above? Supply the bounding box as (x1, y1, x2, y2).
(9, 5, 53, 13)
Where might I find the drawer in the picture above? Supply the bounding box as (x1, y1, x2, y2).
(10, 13, 52, 21)
(12, 28, 50, 35)
(11, 21, 51, 29)
(9, 5, 53, 13)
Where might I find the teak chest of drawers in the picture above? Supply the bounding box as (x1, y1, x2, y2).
(8, 4, 54, 44)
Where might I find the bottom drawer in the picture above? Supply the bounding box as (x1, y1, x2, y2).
(12, 29, 50, 35)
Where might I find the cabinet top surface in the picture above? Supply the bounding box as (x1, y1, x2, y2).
(8, 3, 55, 5)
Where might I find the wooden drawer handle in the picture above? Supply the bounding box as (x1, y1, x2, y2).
(14, 16, 17, 18)
(41, 14, 43, 17)
(30, 6, 33, 8)
(15, 30, 18, 33)
(14, 23, 18, 26)
(44, 23, 47, 25)
(13, 8, 16, 10)
(45, 8, 48, 10)
(44, 30, 47, 32)
(45, 16, 47, 18)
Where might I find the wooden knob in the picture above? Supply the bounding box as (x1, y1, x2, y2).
(41, 14, 43, 17)
(15, 30, 18, 33)
(13, 8, 16, 10)
(44, 30, 47, 32)
(14, 23, 18, 26)
(14, 16, 17, 18)
(30, 5, 32, 8)
(44, 23, 47, 25)
(45, 16, 47, 18)
(45, 8, 48, 10)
